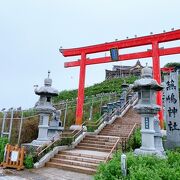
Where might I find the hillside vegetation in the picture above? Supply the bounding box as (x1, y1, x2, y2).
(164, 62, 180, 71)
(0, 76, 137, 145)
(53, 76, 137, 127)
(54, 76, 137, 103)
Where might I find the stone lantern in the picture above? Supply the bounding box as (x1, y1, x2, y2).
(101, 105, 108, 115)
(107, 102, 114, 113)
(133, 64, 165, 156)
(33, 71, 59, 145)
(121, 80, 129, 92)
(119, 81, 129, 106)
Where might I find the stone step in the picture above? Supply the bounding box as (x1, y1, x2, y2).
(76, 145, 111, 152)
(100, 129, 131, 133)
(84, 135, 118, 142)
(104, 125, 133, 128)
(103, 125, 133, 128)
(99, 131, 130, 135)
(99, 133, 129, 137)
(82, 139, 115, 146)
(102, 128, 131, 131)
(60, 151, 106, 160)
(84, 137, 117, 143)
(55, 154, 104, 164)
(78, 142, 114, 149)
(102, 128, 132, 131)
(46, 162, 96, 175)
(85, 135, 118, 141)
(101, 129, 132, 133)
(50, 158, 99, 169)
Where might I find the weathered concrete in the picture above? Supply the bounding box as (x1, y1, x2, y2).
(2, 167, 93, 180)
(34, 146, 69, 168)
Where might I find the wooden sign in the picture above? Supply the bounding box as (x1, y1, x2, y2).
(2, 144, 25, 170)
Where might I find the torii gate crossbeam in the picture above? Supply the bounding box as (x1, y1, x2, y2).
(60, 29, 180, 128)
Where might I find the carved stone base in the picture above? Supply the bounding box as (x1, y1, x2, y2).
(134, 148, 166, 158)
(32, 139, 51, 146)
(69, 125, 82, 131)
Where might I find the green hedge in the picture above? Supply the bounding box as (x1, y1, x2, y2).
(95, 150, 180, 180)
(0, 137, 8, 163)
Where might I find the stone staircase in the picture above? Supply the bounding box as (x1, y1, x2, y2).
(99, 108, 141, 137)
(46, 140, 113, 174)
(76, 135, 118, 152)
(46, 107, 141, 175)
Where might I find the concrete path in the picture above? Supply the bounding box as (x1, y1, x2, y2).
(0, 176, 26, 180)
(1, 167, 93, 180)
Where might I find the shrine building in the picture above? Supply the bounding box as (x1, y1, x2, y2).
(105, 60, 145, 80)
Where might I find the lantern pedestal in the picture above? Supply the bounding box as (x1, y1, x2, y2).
(133, 64, 165, 158)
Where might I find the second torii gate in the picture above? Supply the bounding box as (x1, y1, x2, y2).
(60, 29, 180, 128)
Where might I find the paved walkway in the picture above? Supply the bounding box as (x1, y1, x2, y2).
(1, 167, 93, 180)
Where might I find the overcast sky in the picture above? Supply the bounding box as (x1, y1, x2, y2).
(0, 0, 180, 110)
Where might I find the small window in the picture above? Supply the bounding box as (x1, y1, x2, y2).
(47, 97, 51, 102)
(142, 91, 150, 104)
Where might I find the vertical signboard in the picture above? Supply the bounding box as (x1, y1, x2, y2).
(145, 117, 149, 129)
(164, 72, 180, 148)
(110, 48, 119, 61)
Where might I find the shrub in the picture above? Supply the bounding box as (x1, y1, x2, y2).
(24, 154, 34, 169)
(95, 151, 180, 180)
(0, 137, 8, 163)
(95, 154, 121, 180)
(60, 137, 73, 146)
(127, 128, 141, 150)
(87, 126, 97, 132)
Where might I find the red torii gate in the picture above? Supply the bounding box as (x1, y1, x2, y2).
(60, 29, 180, 128)
(161, 67, 175, 73)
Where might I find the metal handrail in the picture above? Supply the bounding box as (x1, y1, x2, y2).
(85, 94, 136, 130)
(37, 139, 60, 157)
(71, 122, 86, 139)
(127, 123, 137, 139)
(105, 137, 121, 162)
(37, 133, 62, 157)
(62, 128, 78, 136)
(105, 122, 139, 162)
(85, 113, 107, 125)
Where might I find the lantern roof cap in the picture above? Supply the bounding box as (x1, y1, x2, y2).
(132, 78, 163, 91)
(141, 63, 152, 78)
(35, 71, 59, 96)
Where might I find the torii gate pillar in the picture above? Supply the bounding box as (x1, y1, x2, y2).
(76, 52, 86, 125)
(152, 41, 163, 128)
